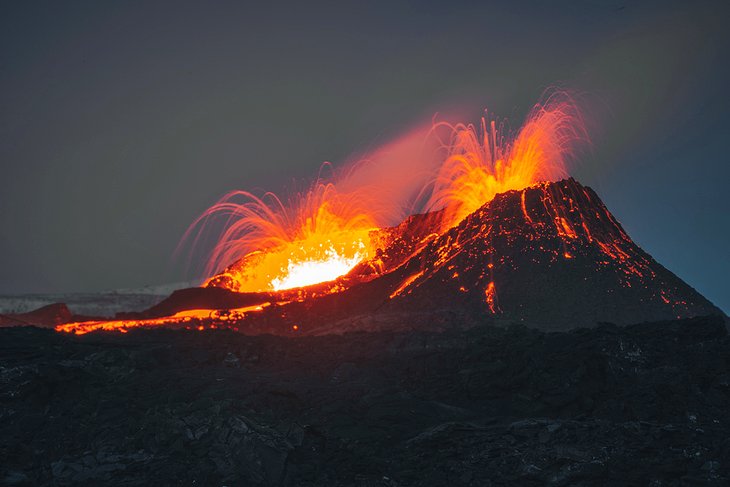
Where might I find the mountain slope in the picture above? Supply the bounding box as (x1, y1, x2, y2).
(376, 178, 721, 329)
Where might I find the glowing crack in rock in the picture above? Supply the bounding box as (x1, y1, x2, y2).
(389, 270, 425, 299)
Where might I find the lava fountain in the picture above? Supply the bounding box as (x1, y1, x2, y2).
(191, 182, 378, 293)
(183, 127, 439, 293)
(425, 92, 587, 229)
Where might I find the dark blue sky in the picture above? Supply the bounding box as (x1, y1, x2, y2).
(1, 0, 727, 312)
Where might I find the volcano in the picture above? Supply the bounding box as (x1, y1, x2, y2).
(55, 178, 722, 335)
(370, 177, 721, 329)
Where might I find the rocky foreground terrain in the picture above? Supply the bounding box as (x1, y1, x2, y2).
(2, 315, 729, 486)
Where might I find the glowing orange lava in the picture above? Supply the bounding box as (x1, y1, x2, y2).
(426, 92, 586, 229)
(184, 127, 439, 293)
(389, 270, 425, 299)
(485, 282, 499, 314)
(56, 303, 270, 335)
(188, 182, 378, 293)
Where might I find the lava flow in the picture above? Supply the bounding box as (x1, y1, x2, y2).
(55, 303, 271, 335)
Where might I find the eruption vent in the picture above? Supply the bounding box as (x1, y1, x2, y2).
(194, 183, 378, 293)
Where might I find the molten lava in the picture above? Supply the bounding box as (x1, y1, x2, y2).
(56, 303, 270, 335)
(183, 126, 441, 294)
(189, 182, 378, 293)
(426, 93, 586, 229)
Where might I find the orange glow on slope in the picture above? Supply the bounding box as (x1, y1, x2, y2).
(389, 270, 425, 299)
(426, 93, 586, 229)
(558, 217, 578, 239)
(485, 282, 499, 314)
(56, 304, 270, 335)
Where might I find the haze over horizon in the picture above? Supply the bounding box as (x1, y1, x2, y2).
(1, 0, 728, 313)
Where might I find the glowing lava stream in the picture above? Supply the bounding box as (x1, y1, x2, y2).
(56, 303, 271, 335)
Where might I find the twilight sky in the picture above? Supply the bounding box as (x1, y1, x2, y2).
(1, 0, 728, 312)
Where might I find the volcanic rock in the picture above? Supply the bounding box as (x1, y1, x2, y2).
(2, 315, 729, 485)
(0, 303, 73, 328)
